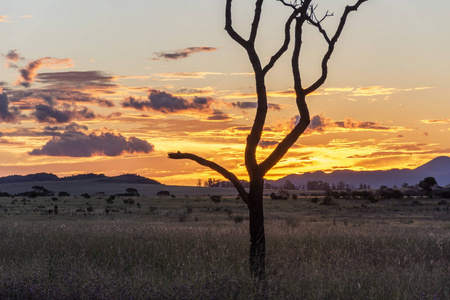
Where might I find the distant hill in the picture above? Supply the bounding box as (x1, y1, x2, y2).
(0, 172, 161, 185)
(270, 156, 450, 189)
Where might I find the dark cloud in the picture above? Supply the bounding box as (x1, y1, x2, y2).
(7, 89, 115, 109)
(4, 49, 24, 68)
(122, 90, 213, 113)
(96, 99, 115, 107)
(307, 114, 331, 132)
(232, 101, 281, 111)
(37, 71, 114, 83)
(36, 71, 119, 93)
(304, 114, 393, 134)
(29, 129, 154, 157)
(259, 140, 279, 149)
(0, 93, 20, 123)
(207, 110, 231, 121)
(154, 46, 217, 60)
(17, 57, 73, 87)
(5, 49, 23, 62)
(335, 119, 390, 130)
(34, 104, 96, 124)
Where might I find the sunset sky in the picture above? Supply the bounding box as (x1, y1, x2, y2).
(1, 0, 449, 186)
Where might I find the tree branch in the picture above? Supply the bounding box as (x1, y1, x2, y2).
(262, 7, 301, 75)
(260, 12, 311, 174)
(168, 152, 249, 204)
(305, 0, 368, 95)
(249, 0, 264, 44)
(225, 0, 248, 48)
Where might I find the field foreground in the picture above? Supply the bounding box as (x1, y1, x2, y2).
(0, 194, 449, 299)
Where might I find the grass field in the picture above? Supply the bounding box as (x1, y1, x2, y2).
(0, 191, 449, 299)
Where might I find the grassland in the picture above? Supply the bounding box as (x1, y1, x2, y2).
(0, 191, 449, 299)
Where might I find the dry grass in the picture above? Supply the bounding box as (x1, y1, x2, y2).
(0, 194, 449, 299)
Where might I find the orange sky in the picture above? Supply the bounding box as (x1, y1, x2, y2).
(1, 0, 449, 186)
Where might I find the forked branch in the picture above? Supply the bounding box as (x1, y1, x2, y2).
(168, 152, 249, 204)
(305, 0, 368, 95)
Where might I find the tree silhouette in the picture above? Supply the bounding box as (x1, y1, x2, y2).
(419, 176, 437, 198)
(169, 0, 368, 279)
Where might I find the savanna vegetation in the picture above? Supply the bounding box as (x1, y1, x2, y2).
(0, 188, 448, 299)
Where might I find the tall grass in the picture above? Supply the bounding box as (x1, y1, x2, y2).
(0, 217, 449, 299)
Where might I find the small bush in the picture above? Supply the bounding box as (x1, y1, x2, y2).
(233, 215, 244, 223)
(210, 195, 222, 203)
(311, 197, 319, 203)
(81, 193, 91, 199)
(178, 212, 187, 222)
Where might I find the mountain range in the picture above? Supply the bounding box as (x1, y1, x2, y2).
(0, 173, 161, 185)
(270, 156, 450, 189)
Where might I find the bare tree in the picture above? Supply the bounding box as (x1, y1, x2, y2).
(169, 0, 368, 279)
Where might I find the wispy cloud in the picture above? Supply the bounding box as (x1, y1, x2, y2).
(231, 101, 280, 111)
(0, 16, 12, 23)
(282, 113, 399, 135)
(351, 86, 432, 97)
(152, 72, 224, 81)
(153, 46, 217, 60)
(421, 119, 450, 124)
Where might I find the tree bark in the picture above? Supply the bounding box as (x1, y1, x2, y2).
(248, 177, 266, 279)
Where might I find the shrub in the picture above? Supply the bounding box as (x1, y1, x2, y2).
(156, 190, 171, 197)
(321, 196, 338, 206)
(106, 195, 115, 204)
(311, 197, 319, 203)
(210, 195, 222, 203)
(233, 215, 244, 223)
(123, 198, 135, 205)
(81, 193, 91, 199)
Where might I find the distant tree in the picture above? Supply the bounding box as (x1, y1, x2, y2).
(168, 0, 369, 278)
(125, 188, 139, 197)
(196, 179, 202, 187)
(419, 177, 437, 198)
(283, 180, 296, 190)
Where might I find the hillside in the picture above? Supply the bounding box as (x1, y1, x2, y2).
(271, 156, 450, 188)
(0, 172, 161, 185)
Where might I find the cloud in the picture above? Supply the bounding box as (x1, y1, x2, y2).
(17, 57, 73, 87)
(350, 86, 432, 97)
(122, 89, 213, 114)
(152, 72, 224, 81)
(282, 113, 397, 134)
(37, 71, 114, 83)
(153, 46, 217, 60)
(4, 49, 24, 68)
(207, 110, 231, 121)
(232, 101, 280, 111)
(335, 118, 391, 131)
(259, 140, 279, 149)
(421, 119, 450, 124)
(34, 104, 96, 124)
(0, 92, 20, 123)
(29, 129, 154, 157)
(0, 16, 11, 23)
(307, 114, 334, 132)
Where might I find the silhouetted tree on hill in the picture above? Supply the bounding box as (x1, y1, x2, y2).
(169, 0, 369, 279)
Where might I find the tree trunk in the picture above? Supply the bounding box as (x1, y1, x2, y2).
(248, 177, 266, 279)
